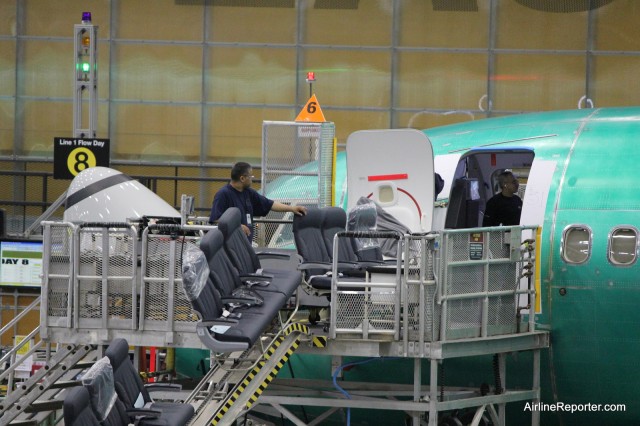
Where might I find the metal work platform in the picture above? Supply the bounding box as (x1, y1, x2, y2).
(2, 221, 549, 425)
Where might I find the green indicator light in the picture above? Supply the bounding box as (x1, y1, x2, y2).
(82, 62, 90, 72)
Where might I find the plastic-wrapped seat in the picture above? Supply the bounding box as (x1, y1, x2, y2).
(63, 356, 132, 426)
(216, 207, 301, 299)
(105, 338, 194, 426)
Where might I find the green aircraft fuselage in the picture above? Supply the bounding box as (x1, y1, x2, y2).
(423, 107, 639, 425)
(273, 107, 639, 425)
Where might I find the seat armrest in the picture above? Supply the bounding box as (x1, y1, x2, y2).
(255, 250, 293, 260)
(126, 407, 161, 419)
(239, 273, 273, 286)
(335, 261, 363, 271)
(298, 262, 332, 271)
(199, 317, 240, 326)
(144, 383, 183, 392)
(364, 264, 401, 274)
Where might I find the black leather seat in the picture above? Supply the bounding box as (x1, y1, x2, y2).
(181, 229, 288, 352)
(216, 207, 301, 299)
(322, 207, 360, 264)
(105, 338, 194, 426)
(293, 207, 368, 292)
(200, 229, 287, 317)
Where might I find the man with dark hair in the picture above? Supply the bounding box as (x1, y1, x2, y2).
(482, 170, 522, 227)
(209, 162, 307, 241)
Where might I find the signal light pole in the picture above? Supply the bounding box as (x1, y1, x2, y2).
(73, 12, 98, 138)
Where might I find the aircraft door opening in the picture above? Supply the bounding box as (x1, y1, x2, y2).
(444, 148, 537, 230)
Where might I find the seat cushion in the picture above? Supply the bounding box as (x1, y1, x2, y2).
(140, 402, 194, 426)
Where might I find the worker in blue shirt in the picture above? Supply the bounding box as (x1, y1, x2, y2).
(209, 162, 307, 241)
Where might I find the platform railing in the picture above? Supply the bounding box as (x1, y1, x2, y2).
(40, 220, 539, 350)
(40, 222, 211, 347)
(329, 230, 404, 340)
(327, 226, 539, 346)
(438, 226, 537, 341)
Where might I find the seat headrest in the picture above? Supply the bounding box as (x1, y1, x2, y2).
(104, 338, 129, 366)
(63, 385, 93, 424)
(322, 207, 347, 229)
(293, 207, 325, 230)
(200, 229, 225, 260)
(217, 207, 242, 239)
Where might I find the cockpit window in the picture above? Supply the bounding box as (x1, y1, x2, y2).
(561, 225, 592, 264)
(608, 226, 638, 266)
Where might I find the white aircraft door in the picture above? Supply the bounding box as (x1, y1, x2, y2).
(347, 129, 435, 232)
(520, 159, 556, 227)
(519, 158, 556, 314)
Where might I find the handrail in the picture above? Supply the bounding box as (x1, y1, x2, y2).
(0, 296, 41, 337)
(0, 331, 43, 383)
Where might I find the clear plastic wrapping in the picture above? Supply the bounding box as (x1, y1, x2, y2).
(182, 244, 209, 301)
(347, 200, 381, 254)
(350, 197, 412, 258)
(81, 356, 117, 421)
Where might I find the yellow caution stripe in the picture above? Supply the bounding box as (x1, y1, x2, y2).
(211, 323, 311, 425)
(312, 336, 327, 347)
(245, 339, 299, 410)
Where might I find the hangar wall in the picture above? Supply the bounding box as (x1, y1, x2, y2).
(1, 0, 640, 228)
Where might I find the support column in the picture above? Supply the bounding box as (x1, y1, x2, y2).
(412, 358, 421, 425)
(429, 359, 438, 426)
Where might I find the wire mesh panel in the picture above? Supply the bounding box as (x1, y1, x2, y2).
(74, 225, 137, 330)
(330, 232, 402, 340)
(439, 227, 531, 340)
(140, 228, 200, 333)
(403, 234, 439, 343)
(331, 286, 399, 339)
(261, 121, 335, 209)
(41, 222, 75, 332)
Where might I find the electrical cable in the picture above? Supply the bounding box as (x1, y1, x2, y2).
(331, 357, 400, 426)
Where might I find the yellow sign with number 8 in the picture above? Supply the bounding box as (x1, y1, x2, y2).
(67, 147, 97, 176)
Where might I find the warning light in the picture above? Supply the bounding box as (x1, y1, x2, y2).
(82, 12, 92, 24)
(306, 72, 316, 83)
(82, 36, 90, 47)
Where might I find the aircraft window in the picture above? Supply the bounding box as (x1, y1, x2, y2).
(561, 225, 592, 264)
(608, 226, 638, 266)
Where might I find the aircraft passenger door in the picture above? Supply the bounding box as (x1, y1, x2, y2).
(519, 158, 557, 313)
(520, 159, 556, 228)
(346, 129, 435, 232)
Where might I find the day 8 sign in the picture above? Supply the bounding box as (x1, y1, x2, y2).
(53, 137, 110, 179)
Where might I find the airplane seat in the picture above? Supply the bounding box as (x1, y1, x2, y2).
(292, 208, 331, 278)
(63, 386, 105, 426)
(199, 228, 287, 322)
(445, 178, 479, 229)
(321, 207, 360, 263)
(105, 338, 194, 425)
(182, 244, 272, 352)
(292, 207, 333, 292)
(293, 207, 366, 293)
(217, 207, 301, 299)
(63, 356, 132, 426)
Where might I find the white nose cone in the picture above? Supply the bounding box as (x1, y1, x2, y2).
(63, 167, 180, 223)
